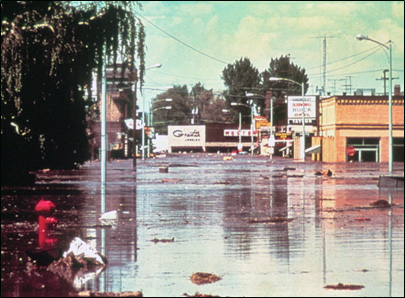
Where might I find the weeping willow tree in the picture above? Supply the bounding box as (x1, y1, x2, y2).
(1, 1, 145, 185)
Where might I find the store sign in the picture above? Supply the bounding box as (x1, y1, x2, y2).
(275, 132, 292, 140)
(124, 119, 143, 130)
(255, 119, 271, 130)
(145, 126, 156, 139)
(224, 130, 256, 137)
(168, 126, 206, 147)
(288, 96, 317, 125)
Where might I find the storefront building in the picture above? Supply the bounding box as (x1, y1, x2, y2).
(318, 93, 404, 163)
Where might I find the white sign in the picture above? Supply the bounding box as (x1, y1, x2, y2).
(124, 119, 143, 130)
(288, 96, 317, 123)
(168, 126, 206, 148)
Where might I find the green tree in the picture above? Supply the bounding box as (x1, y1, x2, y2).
(261, 55, 309, 97)
(200, 95, 231, 124)
(260, 55, 309, 126)
(1, 1, 145, 185)
(152, 85, 191, 134)
(190, 82, 215, 124)
(221, 57, 261, 123)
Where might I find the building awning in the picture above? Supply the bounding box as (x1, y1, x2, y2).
(279, 144, 292, 152)
(305, 145, 321, 154)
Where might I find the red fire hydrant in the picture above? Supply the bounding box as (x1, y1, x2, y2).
(35, 199, 58, 248)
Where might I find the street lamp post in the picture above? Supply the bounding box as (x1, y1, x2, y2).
(269, 77, 305, 161)
(356, 34, 393, 174)
(147, 98, 172, 157)
(246, 93, 274, 159)
(231, 102, 254, 156)
(141, 64, 162, 160)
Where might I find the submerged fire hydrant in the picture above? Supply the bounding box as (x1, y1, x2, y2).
(35, 199, 58, 248)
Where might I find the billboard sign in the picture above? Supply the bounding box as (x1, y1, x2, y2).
(168, 126, 206, 148)
(288, 96, 317, 125)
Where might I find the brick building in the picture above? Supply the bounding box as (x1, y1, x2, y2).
(89, 64, 134, 159)
(318, 92, 404, 163)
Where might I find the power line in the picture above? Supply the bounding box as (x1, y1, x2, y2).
(135, 12, 228, 65)
(306, 44, 381, 71)
(308, 47, 382, 78)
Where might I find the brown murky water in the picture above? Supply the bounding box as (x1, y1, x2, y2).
(1, 154, 404, 297)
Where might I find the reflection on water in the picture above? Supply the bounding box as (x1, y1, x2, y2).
(1, 156, 404, 297)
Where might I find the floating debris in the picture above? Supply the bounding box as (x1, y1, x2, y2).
(151, 237, 175, 244)
(315, 169, 333, 177)
(161, 179, 181, 183)
(190, 272, 222, 285)
(354, 269, 370, 272)
(183, 292, 220, 297)
(76, 290, 143, 297)
(248, 217, 294, 224)
(159, 167, 169, 173)
(354, 217, 371, 221)
(370, 200, 390, 208)
(324, 283, 364, 290)
(283, 167, 296, 171)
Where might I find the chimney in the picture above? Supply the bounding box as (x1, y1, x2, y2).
(394, 84, 400, 96)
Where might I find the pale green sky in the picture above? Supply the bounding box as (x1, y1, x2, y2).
(138, 1, 404, 102)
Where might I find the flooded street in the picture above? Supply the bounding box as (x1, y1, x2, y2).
(1, 154, 404, 297)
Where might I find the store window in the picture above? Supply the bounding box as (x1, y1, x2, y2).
(393, 138, 404, 162)
(346, 138, 380, 162)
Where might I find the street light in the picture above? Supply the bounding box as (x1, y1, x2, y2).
(246, 93, 275, 159)
(231, 102, 254, 156)
(356, 34, 393, 174)
(269, 77, 305, 161)
(140, 64, 162, 160)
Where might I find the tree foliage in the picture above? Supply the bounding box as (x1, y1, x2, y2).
(221, 57, 261, 123)
(152, 85, 191, 134)
(261, 55, 309, 97)
(1, 1, 145, 184)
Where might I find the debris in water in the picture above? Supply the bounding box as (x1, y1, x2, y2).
(183, 292, 220, 297)
(99, 210, 118, 226)
(354, 269, 370, 272)
(324, 283, 364, 290)
(315, 169, 333, 177)
(151, 237, 175, 244)
(77, 290, 143, 297)
(62, 237, 107, 266)
(248, 217, 294, 224)
(190, 272, 222, 285)
(354, 217, 371, 221)
(370, 200, 390, 208)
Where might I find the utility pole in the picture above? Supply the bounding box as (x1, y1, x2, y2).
(328, 79, 338, 95)
(315, 35, 337, 96)
(376, 69, 398, 96)
(341, 76, 352, 95)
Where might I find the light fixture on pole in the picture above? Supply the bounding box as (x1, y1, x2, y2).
(356, 34, 393, 174)
(269, 77, 305, 161)
(231, 102, 254, 156)
(246, 93, 274, 159)
(141, 63, 162, 160)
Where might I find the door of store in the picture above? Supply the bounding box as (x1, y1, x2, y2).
(347, 138, 380, 162)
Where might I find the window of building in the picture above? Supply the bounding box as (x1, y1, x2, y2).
(346, 138, 380, 162)
(393, 138, 404, 162)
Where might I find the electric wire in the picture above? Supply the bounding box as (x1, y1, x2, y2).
(135, 12, 228, 65)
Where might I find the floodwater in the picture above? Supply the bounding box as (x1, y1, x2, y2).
(1, 154, 404, 297)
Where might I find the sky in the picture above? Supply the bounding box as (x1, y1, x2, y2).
(136, 1, 404, 105)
